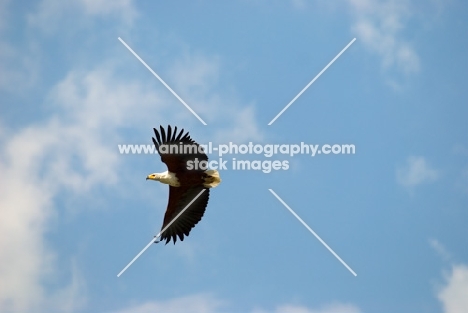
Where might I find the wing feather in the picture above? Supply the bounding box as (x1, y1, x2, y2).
(160, 125, 166, 142)
(171, 126, 177, 141)
(175, 128, 184, 141)
(167, 125, 172, 143)
(152, 125, 208, 173)
(153, 128, 161, 145)
(159, 186, 210, 244)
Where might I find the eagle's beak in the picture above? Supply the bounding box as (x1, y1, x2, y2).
(146, 174, 156, 180)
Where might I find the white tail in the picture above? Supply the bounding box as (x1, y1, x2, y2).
(204, 169, 221, 188)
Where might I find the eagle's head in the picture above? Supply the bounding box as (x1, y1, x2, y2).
(146, 173, 161, 181)
(146, 171, 179, 186)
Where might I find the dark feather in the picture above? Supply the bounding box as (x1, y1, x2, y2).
(152, 125, 208, 174)
(159, 186, 210, 244)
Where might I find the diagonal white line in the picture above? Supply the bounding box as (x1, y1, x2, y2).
(117, 189, 206, 277)
(268, 189, 357, 276)
(118, 37, 207, 126)
(268, 38, 356, 125)
(153, 189, 206, 243)
(117, 237, 154, 278)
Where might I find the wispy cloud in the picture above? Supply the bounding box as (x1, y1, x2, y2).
(253, 302, 362, 313)
(111, 295, 361, 313)
(28, 0, 137, 32)
(432, 238, 468, 313)
(80, 0, 137, 21)
(0, 64, 166, 312)
(430, 239, 452, 262)
(396, 156, 439, 189)
(166, 51, 264, 143)
(437, 264, 468, 313)
(109, 293, 226, 313)
(345, 0, 420, 85)
(0, 126, 88, 312)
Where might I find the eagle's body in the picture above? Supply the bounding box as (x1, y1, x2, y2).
(146, 126, 221, 244)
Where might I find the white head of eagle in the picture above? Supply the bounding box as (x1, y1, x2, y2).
(146, 125, 221, 245)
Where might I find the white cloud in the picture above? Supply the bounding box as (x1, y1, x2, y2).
(253, 302, 361, 313)
(0, 161, 54, 312)
(28, 0, 137, 32)
(346, 0, 420, 78)
(438, 264, 468, 313)
(431, 239, 468, 313)
(397, 156, 439, 188)
(213, 105, 263, 143)
(430, 239, 452, 262)
(0, 127, 88, 312)
(169, 53, 221, 98)
(80, 0, 137, 20)
(167, 52, 264, 143)
(113, 297, 362, 313)
(110, 294, 226, 313)
(0, 64, 167, 312)
(44, 261, 87, 312)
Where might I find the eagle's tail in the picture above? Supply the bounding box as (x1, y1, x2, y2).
(203, 169, 221, 188)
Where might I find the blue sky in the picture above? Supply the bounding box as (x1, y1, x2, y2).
(1, 0, 468, 312)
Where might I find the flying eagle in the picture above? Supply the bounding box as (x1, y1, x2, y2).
(146, 125, 221, 244)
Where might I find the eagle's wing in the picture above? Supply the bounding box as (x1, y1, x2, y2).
(152, 125, 208, 173)
(159, 185, 210, 244)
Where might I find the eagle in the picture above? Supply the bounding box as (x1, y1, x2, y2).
(146, 125, 221, 244)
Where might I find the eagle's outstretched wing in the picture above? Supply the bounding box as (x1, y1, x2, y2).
(152, 125, 208, 173)
(159, 185, 210, 244)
